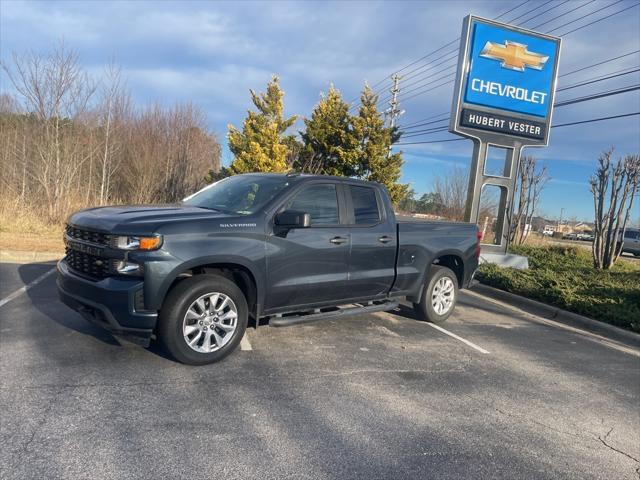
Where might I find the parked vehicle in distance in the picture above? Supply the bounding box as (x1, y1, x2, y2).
(621, 227, 640, 256)
(563, 233, 578, 241)
(542, 228, 555, 237)
(57, 174, 481, 364)
(577, 233, 594, 242)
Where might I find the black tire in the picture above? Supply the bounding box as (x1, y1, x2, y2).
(157, 274, 248, 365)
(412, 266, 459, 324)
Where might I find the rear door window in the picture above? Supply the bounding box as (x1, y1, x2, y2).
(349, 186, 381, 225)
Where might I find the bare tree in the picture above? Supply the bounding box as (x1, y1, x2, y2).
(509, 155, 549, 245)
(590, 148, 640, 269)
(432, 166, 469, 221)
(2, 44, 98, 220)
(1, 43, 221, 224)
(97, 61, 128, 205)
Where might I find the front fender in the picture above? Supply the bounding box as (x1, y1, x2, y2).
(145, 254, 266, 315)
(143, 232, 267, 314)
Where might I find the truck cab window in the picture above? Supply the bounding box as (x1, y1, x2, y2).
(286, 184, 339, 225)
(350, 186, 380, 224)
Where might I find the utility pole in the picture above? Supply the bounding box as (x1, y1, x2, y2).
(558, 207, 565, 233)
(385, 74, 404, 158)
(386, 73, 404, 128)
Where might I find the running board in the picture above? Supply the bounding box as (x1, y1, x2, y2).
(269, 301, 399, 327)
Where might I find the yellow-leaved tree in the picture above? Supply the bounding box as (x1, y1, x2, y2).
(228, 76, 297, 173)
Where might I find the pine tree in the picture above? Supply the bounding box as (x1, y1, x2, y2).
(352, 85, 408, 204)
(298, 86, 359, 176)
(228, 76, 297, 173)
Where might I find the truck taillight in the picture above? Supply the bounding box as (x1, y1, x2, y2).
(476, 230, 482, 258)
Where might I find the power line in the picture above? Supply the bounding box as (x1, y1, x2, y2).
(402, 126, 449, 139)
(394, 49, 458, 87)
(393, 111, 640, 146)
(551, 111, 640, 127)
(363, 0, 640, 120)
(530, 0, 597, 30)
(400, 85, 640, 135)
(396, 68, 638, 125)
(394, 138, 464, 146)
(401, 111, 450, 129)
(398, 114, 451, 130)
(379, 0, 566, 103)
(384, 0, 609, 104)
(545, 0, 624, 33)
(355, 1, 536, 105)
(400, 78, 454, 103)
(494, 0, 530, 20)
(366, 46, 460, 109)
(559, 50, 640, 78)
(384, 2, 632, 109)
(386, 71, 455, 103)
(557, 67, 640, 92)
(356, 38, 460, 101)
(556, 1, 640, 37)
(506, 0, 554, 24)
(398, 50, 640, 129)
(518, 0, 572, 26)
(377, 51, 458, 103)
(554, 84, 640, 107)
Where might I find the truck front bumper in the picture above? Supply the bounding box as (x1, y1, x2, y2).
(57, 259, 157, 346)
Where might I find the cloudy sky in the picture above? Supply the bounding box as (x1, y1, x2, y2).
(1, 0, 639, 221)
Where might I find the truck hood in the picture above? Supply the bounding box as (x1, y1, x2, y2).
(68, 205, 232, 234)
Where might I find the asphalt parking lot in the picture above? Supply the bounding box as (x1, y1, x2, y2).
(1, 261, 639, 480)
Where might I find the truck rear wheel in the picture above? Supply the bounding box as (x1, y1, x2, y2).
(413, 266, 458, 324)
(158, 274, 248, 365)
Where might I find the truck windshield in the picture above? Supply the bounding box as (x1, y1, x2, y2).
(182, 175, 291, 215)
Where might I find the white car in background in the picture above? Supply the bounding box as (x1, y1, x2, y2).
(577, 233, 594, 241)
(622, 228, 640, 256)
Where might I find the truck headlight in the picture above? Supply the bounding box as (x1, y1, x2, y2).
(112, 235, 162, 251)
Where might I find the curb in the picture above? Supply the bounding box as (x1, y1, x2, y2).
(0, 250, 62, 264)
(470, 283, 640, 349)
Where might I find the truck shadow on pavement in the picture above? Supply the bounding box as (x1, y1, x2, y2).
(19, 261, 123, 347)
(18, 261, 179, 362)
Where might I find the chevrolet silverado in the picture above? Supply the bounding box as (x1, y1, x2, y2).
(58, 173, 480, 364)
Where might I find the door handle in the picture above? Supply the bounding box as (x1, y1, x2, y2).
(330, 236, 348, 245)
(378, 236, 392, 244)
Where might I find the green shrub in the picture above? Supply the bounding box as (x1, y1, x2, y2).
(477, 245, 640, 333)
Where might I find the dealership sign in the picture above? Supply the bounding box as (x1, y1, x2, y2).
(450, 16, 561, 146)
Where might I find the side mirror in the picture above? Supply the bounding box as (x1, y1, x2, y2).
(275, 210, 311, 228)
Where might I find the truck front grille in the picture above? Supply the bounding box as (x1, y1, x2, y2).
(65, 225, 110, 246)
(65, 248, 111, 280)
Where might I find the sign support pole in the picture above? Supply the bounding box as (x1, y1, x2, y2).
(464, 140, 523, 254)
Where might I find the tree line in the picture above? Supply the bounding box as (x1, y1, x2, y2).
(0, 45, 221, 223)
(218, 76, 408, 203)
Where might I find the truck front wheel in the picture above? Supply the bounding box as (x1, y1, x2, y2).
(413, 266, 458, 324)
(158, 274, 248, 365)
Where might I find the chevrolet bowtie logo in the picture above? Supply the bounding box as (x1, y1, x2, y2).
(480, 41, 548, 72)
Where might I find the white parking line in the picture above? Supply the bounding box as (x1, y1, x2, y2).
(0, 268, 56, 308)
(240, 334, 253, 351)
(425, 322, 490, 354)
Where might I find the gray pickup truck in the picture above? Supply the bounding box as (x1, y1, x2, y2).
(58, 173, 480, 364)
